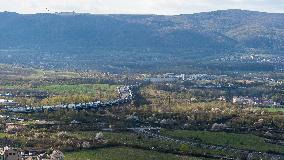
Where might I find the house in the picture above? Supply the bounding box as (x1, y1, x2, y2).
(70, 120, 80, 125)
(49, 150, 64, 160)
(0, 147, 64, 160)
(0, 149, 3, 160)
(217, 96, 226, 101)
(5, 123, 26, 134)
(211, 123, 229, 131)
(0, 99, 17, 106)
(21, 149, 63, 160)
(232, 96, 254, 105)
(0, 146, 22, 160)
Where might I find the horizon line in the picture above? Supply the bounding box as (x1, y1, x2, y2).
(0, 9, 283, 16)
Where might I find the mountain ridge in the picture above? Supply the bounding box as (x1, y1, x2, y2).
(0, 9, 283, 72)
(0, 9, 282, 53)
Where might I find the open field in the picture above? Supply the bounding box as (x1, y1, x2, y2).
(70, 131, 235, 158)
(0, 132, 9, 138)
(0, 64, 80, 80)
(261, 107, 284, 113)
(0, 83, 120, 106)
(161, 130, 284, 154)
(64, 147, 205, 160)
(37, 84, 119, 95)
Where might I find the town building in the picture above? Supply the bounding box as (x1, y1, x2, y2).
(0, 99, 17, 106)
(0, 146, 64, 160)
(0, 146, 21, 160)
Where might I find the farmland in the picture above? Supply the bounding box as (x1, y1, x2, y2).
(64, 147, 204, 160)
(37, 84, 119, 96)
(161, 130, 284, 154)
(0, 64, 283, 160)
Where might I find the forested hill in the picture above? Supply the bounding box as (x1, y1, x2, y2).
(0, 9, 283, 53)
(0, 10, 283, 73)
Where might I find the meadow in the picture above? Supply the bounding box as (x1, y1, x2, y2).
(64, 147, 205, 160)
(70, 131, 235, 158)
(161, 130, 284, 154)
(37, 84, 119, 95)
(261, 107, 284, 113)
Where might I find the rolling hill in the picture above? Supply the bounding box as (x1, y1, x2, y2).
(0, 9, 283, 72)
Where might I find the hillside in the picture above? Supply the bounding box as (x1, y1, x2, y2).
(0, 10, 283, 72)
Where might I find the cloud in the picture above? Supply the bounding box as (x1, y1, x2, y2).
(0, 0, 283, 14)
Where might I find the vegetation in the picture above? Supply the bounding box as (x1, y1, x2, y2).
(261, 107, 284, 113)
(0, 65, 283, 160)
(37, 84, 119, 96)
(36, 84, 120, 105)
(64, 147, 204, 160)
(161, 130, 284, 154)
(70, 131, 236, 158)
(0, 8, 283, 160)
(0, 10, 283, 73)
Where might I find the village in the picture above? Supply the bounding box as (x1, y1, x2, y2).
(0, 146, 64, 160)
(0, 66, 282, 160)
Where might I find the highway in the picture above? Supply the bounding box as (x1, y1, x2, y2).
(128, 127, 284, 160)
(5, 85, 136, 113)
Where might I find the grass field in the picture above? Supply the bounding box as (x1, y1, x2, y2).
(70, 131, 235, 158)
(0, 132, 9, 138)
(261, 107, 284, 113)
(161, 130, 284, 154)
(64, 147, 204, 160)
(37, 84, 119, 95)
(0, 83, 120, 106)
(72, 131, 181, 150)
(0, 64, 80, 80)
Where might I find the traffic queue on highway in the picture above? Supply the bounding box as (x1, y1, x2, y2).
(4, 85, 136, 114)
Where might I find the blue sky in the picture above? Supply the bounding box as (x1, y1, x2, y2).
(0, 0, 283, 14)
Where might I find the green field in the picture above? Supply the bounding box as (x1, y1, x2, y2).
(37, 84, 119, 95)
(0, 132, 9, 138)
(70, 131, 235, 158)
(161, 130, 284, 154)
(72, 131, 182, 151)
(64, 147, 204, 160)
(0, 64, 80, 80)
(261, 107, 284, 113)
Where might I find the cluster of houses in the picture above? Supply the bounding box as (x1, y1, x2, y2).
(0, 90, 49, 99)
(3, 85, 135, 114)
(0, 93, 13, 97)
(145, 73, 185, 83)
(0, 99, 17, 106)
(232, 96, 282, 106)
(186, 74, 227, 81)
(145, 73, 229, 83)
(0, 146, 64, 160)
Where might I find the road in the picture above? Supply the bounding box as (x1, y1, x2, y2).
(5, 85, 137, 113)
(128, 127, 284, 160)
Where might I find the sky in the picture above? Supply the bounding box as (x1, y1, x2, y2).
(0, 0, 283, 15)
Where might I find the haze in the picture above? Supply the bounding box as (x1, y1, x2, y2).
(0, 0, 283, 15)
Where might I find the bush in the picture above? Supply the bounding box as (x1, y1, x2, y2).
(179, 144, 190, 153)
